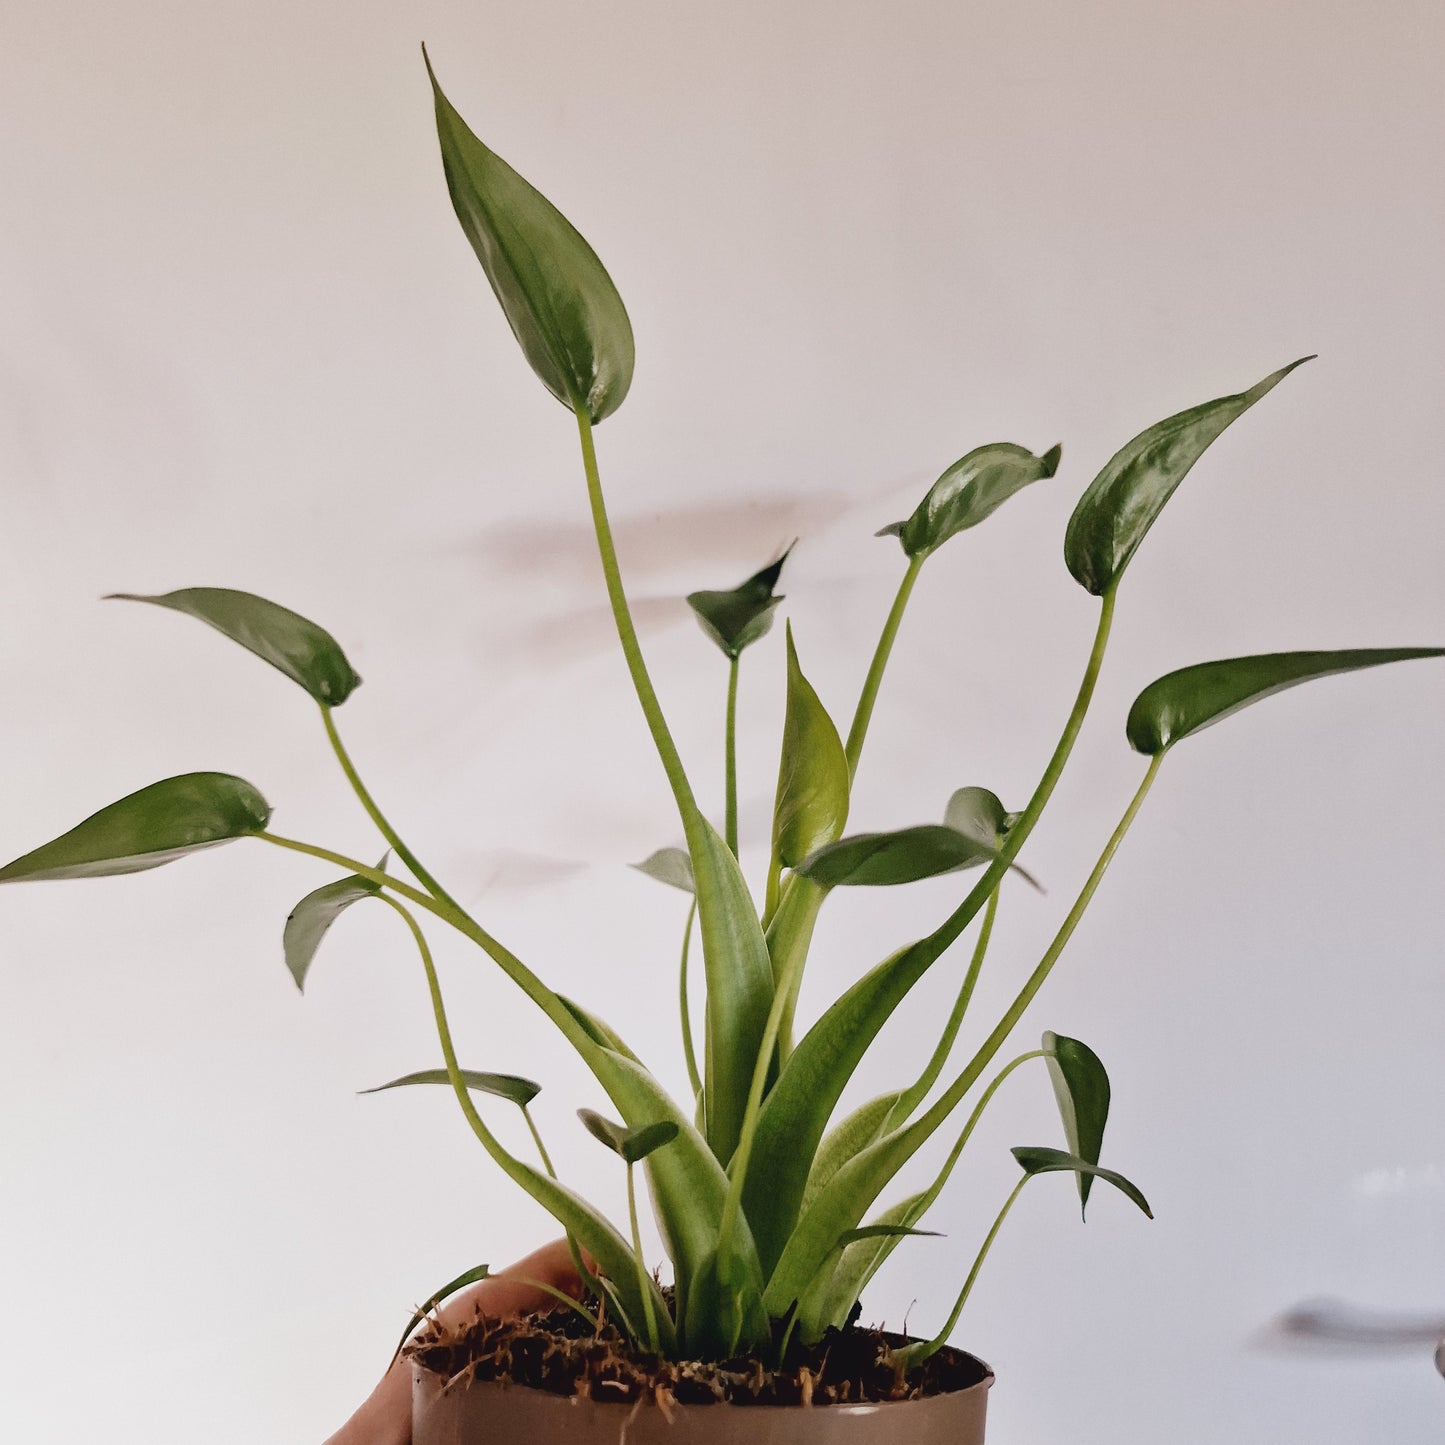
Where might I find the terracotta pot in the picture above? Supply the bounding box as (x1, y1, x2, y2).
(412, 1356, 993, 1444)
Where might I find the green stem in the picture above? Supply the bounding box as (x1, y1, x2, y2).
(523, 1103, 601, 1303)
(626, 1163, 661, 1353)
(511, 1274, 601, 1332)
(725, 655, 740, 857)
(845, 554, 923, 777)
(895, 1174, 1032, 1371)
(678, 898, 702, 1099)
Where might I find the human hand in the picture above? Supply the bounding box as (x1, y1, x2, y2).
(322, 1239, 583, 1445)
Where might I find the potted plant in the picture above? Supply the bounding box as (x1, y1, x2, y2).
(2, 49, 1439, 1444)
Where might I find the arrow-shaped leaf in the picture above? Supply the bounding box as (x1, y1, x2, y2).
(686, 547, 792, 659)
(362, 1069, 541, 1108)
(795, 825, 997, 887)
(426, 50, 634, 424)
(1011, 1146, 1152, 1217)
(107, 588, 361, 705)
(578, 1109, 680, 1165)
(630, 847, 695, 894)
(1127, 647, 1445, 755)
(879, 443, 1061, 559)
(1064, 358, 1313, 596)
(283, 870, 383, 991)
(0, 773, 271, 883)
(1042, 1032, 1110, 1215)
(772, 626, 850, 869)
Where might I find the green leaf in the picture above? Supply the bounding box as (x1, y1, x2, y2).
(425, 49, 634, 423)
(1127, 647, 1445, 755)
(1064, 358, 1313, 596)
(391, 1262, 492, 1364)
(361, 1068, 541, 1108)
(799, 1091, 904, 1213)
(879, 443, 1061, 559)
(107, 588, 361, 705)
(941, 787, 1010, 844)
(1011, 1146, 1153, 1218)
(686, 547, 792, 659)
(1042, 1032, 1110, 1215)
(837, 1223, 940, 1247)
(283, 870, 382, 991)
(578, 1109, 679, 1165)
(771, 625, 850, 870)
(0, 773, 271, 883)
(795, 824, 998, 888)
(630, 847, 695, 894)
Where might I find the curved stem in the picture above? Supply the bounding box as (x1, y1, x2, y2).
(678, 898, 702, 1099)
(724, 656, 740, 857)
(626, 1163, 662, 1353)
(521, 1104, 557, 1178)
(845, 554, 923, 777)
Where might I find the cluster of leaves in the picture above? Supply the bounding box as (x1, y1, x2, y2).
(3, 51, 1439, 1371)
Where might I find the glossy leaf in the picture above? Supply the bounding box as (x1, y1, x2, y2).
(1042, 1032, 1110, 1215)
(107, 588, 361, 705)
(0, 773, 271, 883)
(1127, 647, 1445, 755)
(879, 443, 1061, 559)
(630, 847, 695, 894)
(771, 626, 850, 869)
(686, 547, 792, 659)
(1011, 1146, 1153, 1218)
(795, 824, 998, 888)
(283, 870, 382, 991)
(1064, 357, 1313, 595)
(425, 50, 634, 423)
(578, 1109, 679, 1165)
(362, 1068, 541, 1108)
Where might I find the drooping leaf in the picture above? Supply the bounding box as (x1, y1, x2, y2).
(1042, 1032, 1110, 1215)
(771, 626, 850, 869)
(0, 773, 271, 883)
(391, 1262, 492, 1363)
(1127, 647, 1445, 755)
(630, 847, 695, 894)
(686, 547, 793, 659)
(578, 1109, 679, 1165)
(107, 588, 361, 705)
(795, 824, 998, 888)
(283, 870, 382, 991)
(1011, 1146, 1153, 1218)
(1064, 357, 1313, 596)
(362, 1068, 541, 1108)
(837, 1223, 940, 1247)
(425, 50, 634, 423)
(879, 443, 1062, 559)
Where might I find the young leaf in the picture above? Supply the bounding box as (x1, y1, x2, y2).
(796, 825, 998, 887)
(283, 870, 382, 991)
(1127, 647, 1445, 755)
(0, 773, 271, 883)
(879, 443, 1061, 559)
(772, 626, 850, 869)
(941, 787, 1010, 845)
(578, 1109, 679, 1165)
(107, 588, 361, 705)
(1042, 1032, 1110, 1215)
(361, 1069, 542, 1107)
(630, 847, 695, 894)
(837, 1223, 940, 1247)
(1010, 1145, 1153, 1218)
(391, 1262, 493, 1363)
(425, 50, 634, 424)
(686, 547, 792, 659)
(1064, 357, 1313, 596)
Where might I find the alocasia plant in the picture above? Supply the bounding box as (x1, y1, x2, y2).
(2, 50, 1440, 1369)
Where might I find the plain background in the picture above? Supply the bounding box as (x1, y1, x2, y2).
(1, 2, 1442, 1440)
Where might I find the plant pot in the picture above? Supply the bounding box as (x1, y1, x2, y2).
(412, 1355, 994, 1444)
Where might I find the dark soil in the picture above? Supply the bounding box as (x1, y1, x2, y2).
(408, 1298, 989, 1408)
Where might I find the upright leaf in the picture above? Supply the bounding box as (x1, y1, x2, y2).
(1011, 1146, 1153, 1218)
(0, 773, 271, 883)
(686, 547, 793, 659)
(879, 443, 1061, 559)
(363, 1069, 541, 1107)
(1064, 358, 1313, 595)
(772, 626, 850, 869)
(1127, 648, 1445, 755)
(283, 870, 382, 991)
(1042, 1032, 1111, 1215)
(425, 50, 634, 423)
(107, 588, 361, 705)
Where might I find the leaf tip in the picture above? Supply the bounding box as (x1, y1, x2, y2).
(1040, 444, 1062, 477)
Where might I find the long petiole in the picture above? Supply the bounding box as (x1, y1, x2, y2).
(522, 1104, 602, 1304)
(725, 655, 740, 856)
(626, 1162, 661, 1353)
(678, 898, 702, 1099)
(845, 553, 923, 778)
(893, 1174, 1031, 1371)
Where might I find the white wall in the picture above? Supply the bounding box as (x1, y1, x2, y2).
(1, 2, 1441, 1441)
